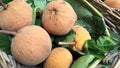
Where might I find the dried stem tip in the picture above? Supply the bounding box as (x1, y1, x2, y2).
(58, 42, 75, 45)
(0, 30, 16, 36)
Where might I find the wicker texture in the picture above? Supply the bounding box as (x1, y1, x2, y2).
(90, 0, 120, 34)
(0, 50, 39, 68)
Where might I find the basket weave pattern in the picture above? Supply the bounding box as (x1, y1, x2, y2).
(90, 0, 120, 34)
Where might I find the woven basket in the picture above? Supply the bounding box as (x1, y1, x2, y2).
(0, 50, 40, 68)
(0, 0, 120, 68)
(90, 0, 120, 34)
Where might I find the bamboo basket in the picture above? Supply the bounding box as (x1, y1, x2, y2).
(0, 0, 120, 68)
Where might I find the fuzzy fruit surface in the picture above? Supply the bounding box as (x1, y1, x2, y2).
(104, 0, 120, 9)
(0, 0, 33, 31)
(11, 25, 52, 65)
(44, 47, 73, 68)
(72, 25, 91, 51)
(42, 0, 77, 36)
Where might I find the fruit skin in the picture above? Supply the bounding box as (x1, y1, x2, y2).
(0, 0, 33, 31)
(11, 25, 52, 65)
(72, 25, 91, 51)
(43, 47, 73, 68)
(42, 0, 77, 36)
(104, 0, 120, 9)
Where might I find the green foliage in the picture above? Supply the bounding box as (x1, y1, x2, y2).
(66, 0, 92, 17)
(54, 30, 76, 45)
(33, 0, 47, 12)
(26, 0, 35, 8)
(0, 33, 11, 54)
(76, 16, 106, 39)
(67, 0, 103, 18)
(26, 0, 47, 25)
(2, 0, 11, 4)
(109, 30, 120, 41)
(85, 36, 117, 59)
(34, 18, 42, 26)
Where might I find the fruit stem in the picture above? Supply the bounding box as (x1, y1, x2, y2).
(52, 9, 57, 15)
(0, 1, 7, 10)
(0, 30, 16, 36)
(58, 42, 75, 45)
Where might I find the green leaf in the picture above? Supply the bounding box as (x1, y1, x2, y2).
(35, 18, 42, 26)
(77, 0, 103, 18)
(0, 33, 11, 54)
(54, 30, 76, 44)
(96, 36, 117, 52)
(66, 0, 92, 17)
(46, 0, 51, 1)
(85, 36, 117, 59)
(85, 39, 104, 58)
(2, 0, 11, 4)
(50, 35, 54, 42)
(109, 30, 120, 41)
(66, 0, 103, 18)
(33, 0, 47, 12)
(26, 0, 35, 8)
(32, 0, 47, 25)
(76, 16, 106, 39)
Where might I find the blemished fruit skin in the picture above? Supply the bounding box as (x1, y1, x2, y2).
(72, 25, 91, 51)
(42, 0, 77, 36)
(43, 47, 73, 68)
(11, 25, 52, 65)
(0, 0, 33, 31)
(104, 0, 120, 9)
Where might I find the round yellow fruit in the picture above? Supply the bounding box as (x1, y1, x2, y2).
(44, 47, 73, 68)
(72, 25, 91, 51)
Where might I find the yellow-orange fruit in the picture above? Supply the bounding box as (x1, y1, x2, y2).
(42, 0, 77, 35)
(72, 25, 91, 51)
(44, 47, 73, 68)
(0, 0, 33, 31)
(11, 25, 52, 65)
(104, 0, 120, 9)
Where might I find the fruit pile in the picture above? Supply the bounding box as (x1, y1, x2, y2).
(0, 0, 119, 68)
